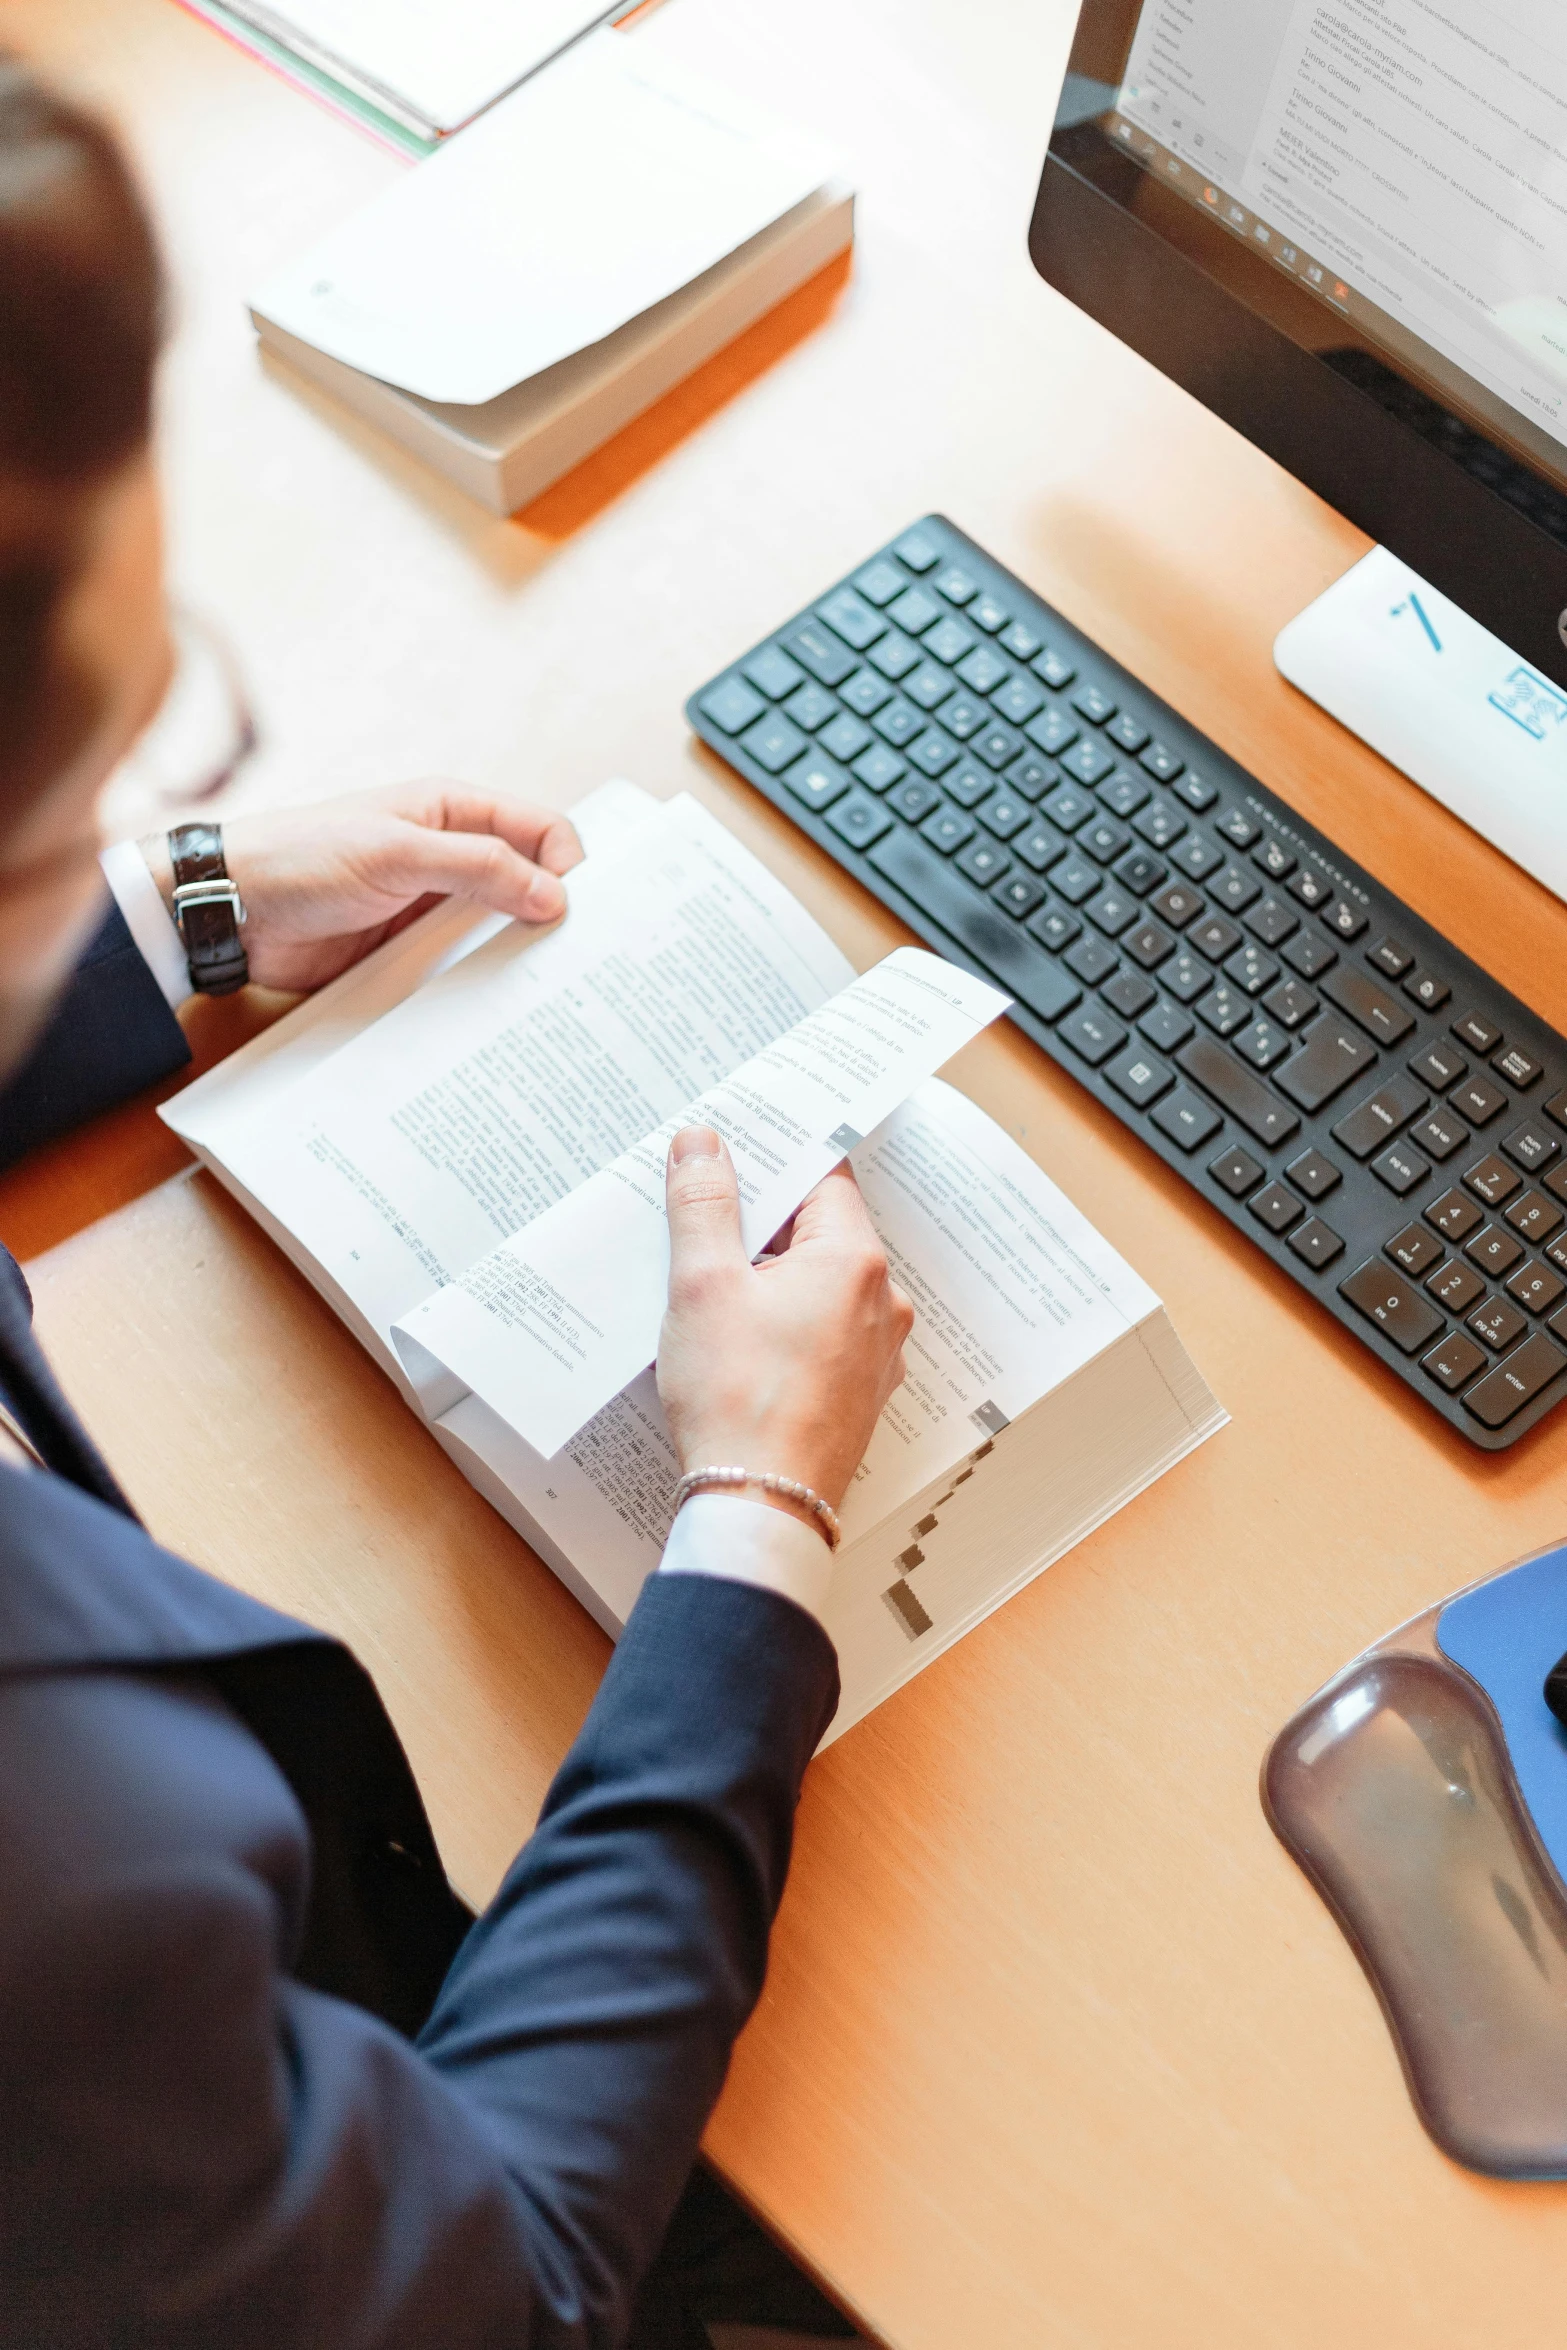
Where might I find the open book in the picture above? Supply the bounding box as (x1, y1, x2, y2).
(164, 787, 1225, 1744)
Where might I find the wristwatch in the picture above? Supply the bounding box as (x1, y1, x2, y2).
(168, 822, 250, 996)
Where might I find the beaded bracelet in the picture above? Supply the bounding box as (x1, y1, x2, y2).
(670, 1465, 842, 1552)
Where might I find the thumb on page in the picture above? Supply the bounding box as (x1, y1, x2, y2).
(665, 1127, 746, 1299)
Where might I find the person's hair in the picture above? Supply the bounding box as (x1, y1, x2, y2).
(0, 57, 162, 828)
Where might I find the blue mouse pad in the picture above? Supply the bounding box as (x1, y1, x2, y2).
(1437, 1540, 1567, 1889)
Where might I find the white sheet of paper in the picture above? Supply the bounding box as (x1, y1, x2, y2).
(251, 33, 835, 403)
(229, 0, 621, 130)
(392, 950, 1011, 1458)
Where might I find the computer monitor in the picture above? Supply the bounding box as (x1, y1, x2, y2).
(1029, 0, 1567, 895)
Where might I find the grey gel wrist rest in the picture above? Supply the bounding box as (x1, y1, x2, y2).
(1265, 1539, 1567, 2179)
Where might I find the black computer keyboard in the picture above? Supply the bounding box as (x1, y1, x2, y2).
(687, 514, 1567, 1451)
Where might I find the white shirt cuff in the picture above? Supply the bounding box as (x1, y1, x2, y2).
(100, 839, 192, 1012)
(658, 1492, 836, 1625)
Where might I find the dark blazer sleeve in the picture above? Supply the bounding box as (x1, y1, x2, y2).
(0, 1568, 838, 2349)
(0, 894, 190, 1171)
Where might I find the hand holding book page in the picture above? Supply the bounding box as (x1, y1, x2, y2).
(391, 950, 1011, 1458)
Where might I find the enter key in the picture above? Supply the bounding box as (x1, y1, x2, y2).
(1274, 1020, 1378, 1113)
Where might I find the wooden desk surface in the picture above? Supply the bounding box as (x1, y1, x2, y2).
(9, 1, 1567, 2343)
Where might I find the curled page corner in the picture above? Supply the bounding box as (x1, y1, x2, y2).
(391, 1326, 471, 1423)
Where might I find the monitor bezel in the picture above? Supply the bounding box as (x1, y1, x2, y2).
(1028, 1, 1567, 690)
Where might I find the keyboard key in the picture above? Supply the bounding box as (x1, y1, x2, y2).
(1081, 815, 1130, 863)
(779, 676, 841, 728)
(740, 712, 809, 772)
(925, 617, 975, 665)
(1191, 916, 1245, 963)
(1148, 882, 1203, 928)
(1098, 770, 1151, 818)
(991, 677, 1046, 726)
(1062, 738, 1116, 786)
(1503, 1118, 1559, 1172)
(1547, 1164, 1567, 1207)
(1086, 887, 1138, 938)
(888, 777, 942, 825)
(840, 668, 894, 716)
(782, 753, 850, 813)
(957, 836, 1011, 887)
(1027, 706, 1079, 757)
(1065, 934, 1118, 986)
(1505, 1189, 1564, 1244)
(825, 790, 892, 850)
(1286, 1147, 1342, 1200)
(1139, 1000, 1194, 1051)
(1263, 978, 1319, 1029)
(852, 744, 906, 792)
(789, 620, 864, 686)
(1494, 1043, 1543, 1090)
(1422, 1332, 1488, 1392)
(1463, 1332, 1567, 1426)
(977, 793, 1031, 840)
(1051, 854, 1101, 905)
(1059, 1003, 1127, 1065)
(1463, 1153, 1522, 1207)
(1212, 1146, 1259, 1203)
(956, 645, 1010, 695)
(1249, 1181, 1304, 1234)
(1234, 1018, 1292, 1071)
(1339, 1260, 1446, 1354)
(999, 620, 1042, 661)
(1042, 783, 1095, 830)
(1322, 897, 1370, 941)
(1161, 947, 1214, 1002)
(1426, 1188, 1484, 1242)
(1139, 741, 1184, 782)
(993, 871, 1046, 919)
(1103, 968, 1157, 1019)
(1387, 1224, 1444, 1275)
(700, 676, 767, 733)
(819, 588, 885, 649)
(1409, 1040, 1466, 1090)
(819, 712, 872, 763)
(1368, 936, 1414, 978)
(1284, 865, 1333, 913)
(1014, 821, 1066, 871)
(1176, 1035, 1301, 1146)
(1073, 684, 1116, 724)
(1114, 847, 1167, 897)
(947, 761, 995, 808)
(934, 565, 978, 606)
(1427, 1259, 1486, 1312)
(1244, 896, 1299, 947)
(1322, 965, 1415, 1046)
(1507, 1260, 1567, 1316)
(1253, 839, 1296, 882)
(867, 827, 1084, 1023)
(1008, 755, 1057, 801)
(1451, 1074, 1508, 1126)
(903, 662, 954, 712)
(1027, 902, 1080, 952)
(907, 730, 960, 778)
(1107, 711, 1150, 753)
(1465, 1225, 1525, 1278)
(1172, 767, 1219, 810)
(1409, 1107, 1469, 1161)
(1469, 1297, 1529, 1354)
(1225, 942, 1278, 995)
(1105, 1042, 1175, 1107)
(873, 698, 926, 747)
(746, 646, 809, 700)
(1282, 930, 1337, 979)
(970, 592, 1009, 634)
(868, 630, 922, 681)
(920, 805, 974, 855)
(1126, 923, 1179, 972)
(1151, 1087, 1223, 1151)
(891, 528, 940, 571)
(1210, 864, 1263, 914)
(1545, 1088, 1567, 1132)
(1329, 1078, 1427, 1157)
(885, 586, 943, 637)
(1198, 984, 1250, 1038)
(1217, 809, 1261, 850)
(1453, 1011, 1502, 1054)
(853, 558, 907, 606)
(1171, 835, 1225, 881)
(1276, 1024, 1381, 1114)
(1403, 970, 1450, 1012)
(1290, 1217, 1346, 1269)
(1372, 1140, 1430, 1195)
(1032, 646, 1076, 690)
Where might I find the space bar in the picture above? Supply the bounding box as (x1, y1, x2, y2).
(867, 827, 1082, 1022)
(1176, 1034, 1301, 1146)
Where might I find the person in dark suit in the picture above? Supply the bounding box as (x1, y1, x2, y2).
(0, 59, 913, 2350)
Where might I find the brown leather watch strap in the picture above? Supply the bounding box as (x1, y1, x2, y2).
(168, 821, 249, 996)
